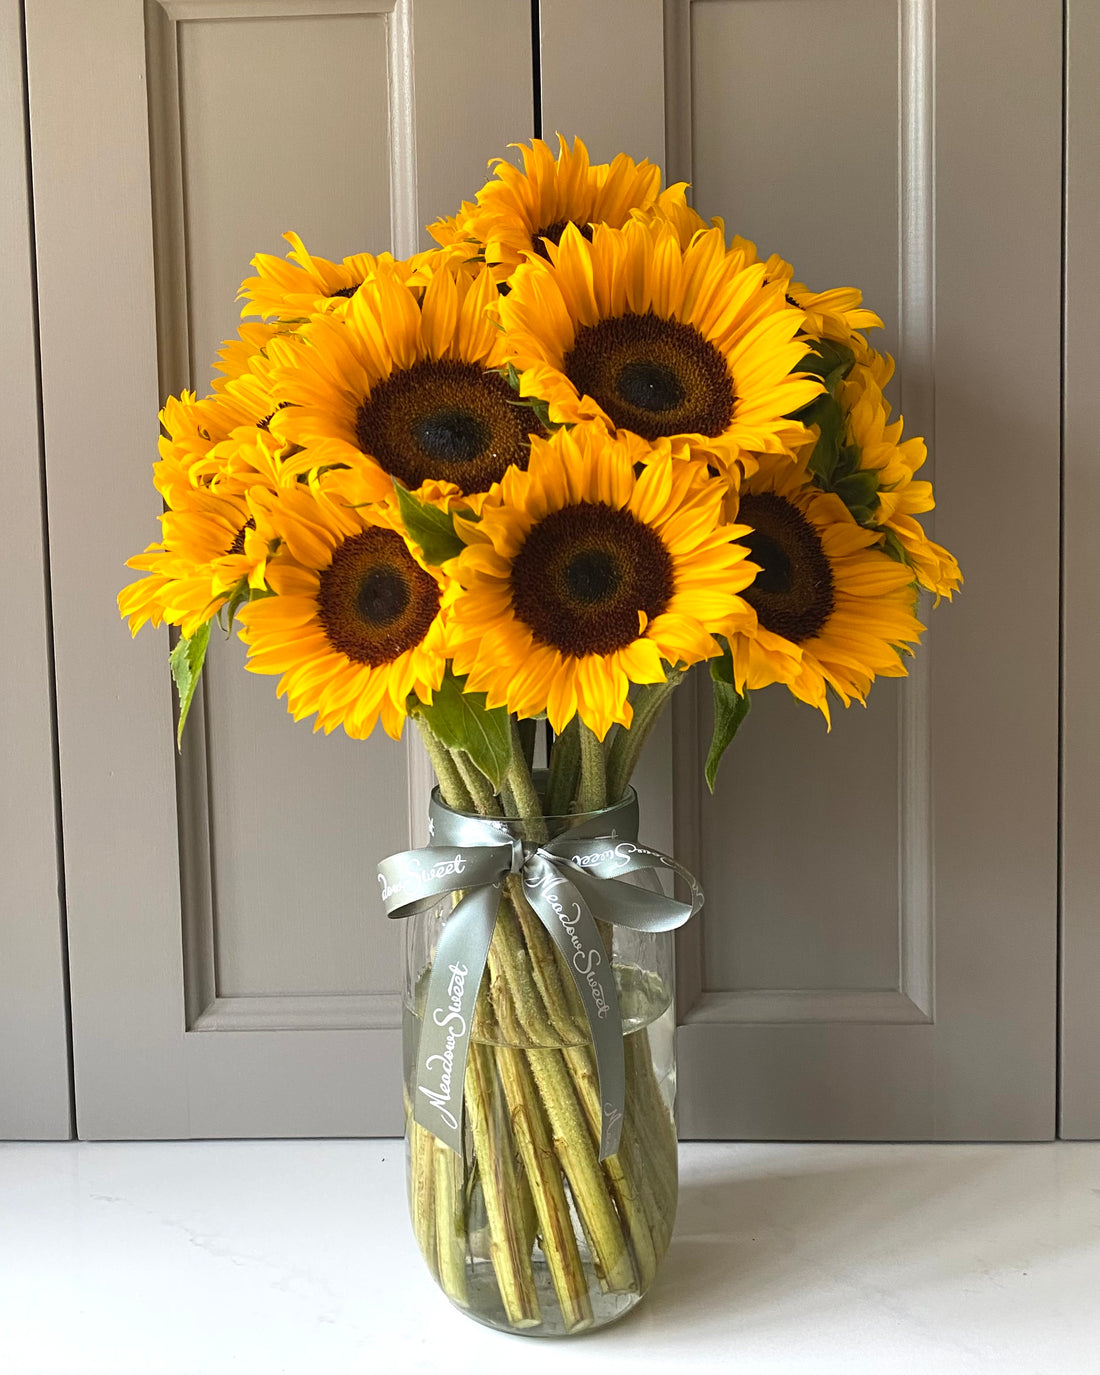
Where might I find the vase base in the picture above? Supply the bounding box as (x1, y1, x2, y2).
(449, 1257, 647, 1337)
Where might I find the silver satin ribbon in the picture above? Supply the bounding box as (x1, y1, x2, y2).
(377, 788, 703, 1160)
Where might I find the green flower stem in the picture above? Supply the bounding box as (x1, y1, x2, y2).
(407, 1101, 440, 1284)
(505, 718, 548, 838)
(605, 669, 685, 804)
(624, 1026, 678, 1224)
(576, 722, 608, 813)
(503, 721, 586, 1038)
(497, 1047, 594, 1331)
(506, 874, 587, 1042)
(544, 716, 580, 817)
(449, 737, 638, 1297)
(415, 720, 541, 1317)
(564, 1044, 658, 1293)
(409, 729, 670, 1324)
(516, 716, 538, 773)
(466, 1043, 541, 1328)
(516, 1143, 540, 1261)
(616, 1114, 669, 1274)
(526, 1048, 636, 1294)
(575, 720, 613, 954)
(415, 717, 472, 811)
(487, 902, 559, 1045)
(452, 750, 500, 816)
(432, 1137, 470, 1308)
(494, 724, 666, 1295)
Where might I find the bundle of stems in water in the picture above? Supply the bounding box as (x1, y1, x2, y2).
(407, 701, 679, 1331)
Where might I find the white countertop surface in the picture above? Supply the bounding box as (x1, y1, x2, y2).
(2, 1139, 1098, 1375)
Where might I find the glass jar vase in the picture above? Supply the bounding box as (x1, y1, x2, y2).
(401, 796, 678, 1335)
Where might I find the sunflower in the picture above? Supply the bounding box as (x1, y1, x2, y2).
(499, 215, 823, 481)
(213, 322, 283, 388)
(719, 234, 882, 355)
(122, 333, 304, 634)
(118, 481, 273, 636)
(785, 278, 883, 357)
(149, 320, 314, 500)
(150, 390, 232, 505)
(424, 200, 481, 254)
(831, 353, 961, 601)
(270, 261, 544, 507)
(238, 233, 471, 324)
(633, 197, 713, 249)
(209, 323, 299, 434)
(447, 425, 758, 739)
(724, 453, 925, 722)
(628, 202, 883, 357)
(429, 135, 688, 283)
(236, 471, 452, 740)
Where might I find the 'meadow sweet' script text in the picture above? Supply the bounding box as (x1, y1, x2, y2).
(379, 853, 466, 904)
(525, 872, 612, 1019)
(417, 961, 470, 1132)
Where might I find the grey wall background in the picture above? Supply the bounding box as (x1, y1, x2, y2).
(2, 0, 1093, 1142)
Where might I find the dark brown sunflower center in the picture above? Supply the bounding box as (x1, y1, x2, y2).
(317, 527, 440, 667)
(563, 311, 735, 441)
(355, 359, 540, 495)
(533, 220, 593, 259)
(510, 502, 674, 658)
(227, 516, 255, 556)
(257, 402, 290, 432)
(356, 567, 409, 624)
(411, 410, 489, 465)
(615, 360, 685, 413)
(330, 284, 360, 299)
(739, 492, 834, 643)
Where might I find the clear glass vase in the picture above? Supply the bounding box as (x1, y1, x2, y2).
(402, 801, 678, 1335)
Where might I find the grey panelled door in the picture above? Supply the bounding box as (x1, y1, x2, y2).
(1, 0, 71, 1141)
(543, 0, 1062, 1140)
(657, 0, 1060, 1139)
(1061, 0, 1100, 1140)
(33, 0, 1063, 1142)
(28, 0, 533, 1139)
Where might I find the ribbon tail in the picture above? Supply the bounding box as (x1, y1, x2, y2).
(523, 857, 626, 1160)
(563, 861, 700, 933)
(542, 838, 705, 929)
(410, 885, 501, 1155)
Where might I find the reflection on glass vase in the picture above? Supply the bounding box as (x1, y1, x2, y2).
(402, 804, 678, 1336)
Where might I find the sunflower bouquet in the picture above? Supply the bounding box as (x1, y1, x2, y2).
(120, 136, 959, 1335)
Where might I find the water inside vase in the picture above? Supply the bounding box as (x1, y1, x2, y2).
(403, 965, 677, 1335)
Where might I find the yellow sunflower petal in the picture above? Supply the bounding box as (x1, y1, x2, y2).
(723, 453, 924, 720)
(236, 471, 450, 740)
(449, 425, 756, 736)
(500, 216, 822, 481)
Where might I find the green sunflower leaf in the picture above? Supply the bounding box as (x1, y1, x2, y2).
(705, 642, 751, 792)
(802, 394, 845, 486)
(833, 468, 880, 519)
(221, 577, 251, 632)
(415, 669, 513, 790)
(880, 527, 910, 565)
(507, 393, 561, 432)
(169, 620, 212, 750)
(393, 483, 466, 566)
(798, 339, 856, 393)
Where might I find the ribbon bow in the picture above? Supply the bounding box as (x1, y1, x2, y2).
(378, 787, 703, 1160)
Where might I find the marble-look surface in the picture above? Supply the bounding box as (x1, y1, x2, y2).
(1, 1140, 1098, 1374)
